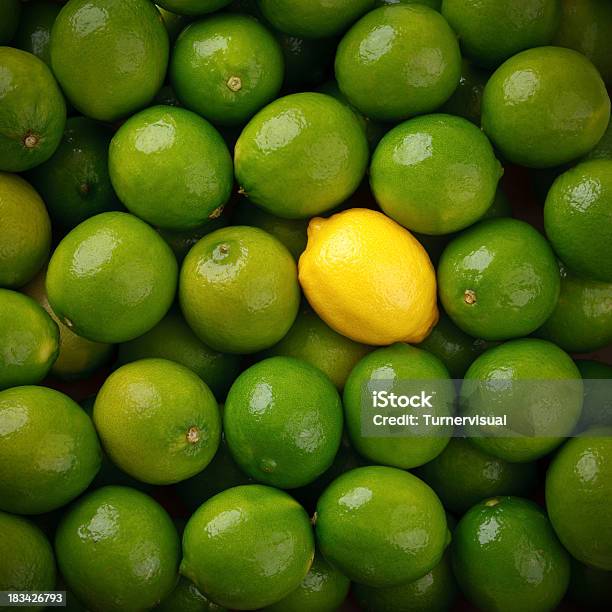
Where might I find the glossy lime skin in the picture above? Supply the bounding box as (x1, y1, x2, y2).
(584, 117, 612, 161)
(575, 360, 612, 430)
(14, 1, 60, 65)
(544, 159, 612, 282)
(0, 512, 56, 608)
(335, 5, 461, 122)
(118, 309, 241, 401)
(232, 199, 308, 260)
(179, 226, 300, 353)
(482, 46, 611, 168)
(171, 14, 284, 126)
(0, 173, 51, 289)
(452, 497, 570, 612)
(353, 552, 457, 612)
(46, 212, 178, 343)
(343, 344, 454, 469)
(0, 290, 59, 390)
(181, 484, 315, 610)
(0, 47, 65, 172)
(262, 552, 349, 612)
(0, 386, 101, 514)
(461, 339, 582, 462)
(28, 117, 122, 230)
(262, 304, 371, 389)
(546, 430, 612, 571)
(0, 0, 20, 44)
(371, 114, 502, 234)
(225, 356, 343, 488)
(442, 0, 560, 69)
(156, 0, 233, 15)
(50, 0, 169, 122)
(438, 218, 560, 341)
(417, 313, 489, 378)
(235, 93, 368, 218)
(537, 264, 612, 352)
(258, 0, 375, 38)
(94, 358, 221, 484)
(156, 577, 227, 612)
(554, 0, 612, 86)
(56, 486, 180, 612)
(440, 59, 490, 125)
(109, 105, 232, 231)
(568, 558, 612, 610)
(416, 438, 538, 514)
(316, 466, 448, 587)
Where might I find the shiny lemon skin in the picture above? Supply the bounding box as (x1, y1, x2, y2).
(46, 212, 178, 343)
(235, 92, 369, 219)
(335, 5, 461, 122)
(482, 46, 611, 168)
(300, 208, 438, 346)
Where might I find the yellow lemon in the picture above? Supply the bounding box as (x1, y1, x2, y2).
(298, 208, 438, 345)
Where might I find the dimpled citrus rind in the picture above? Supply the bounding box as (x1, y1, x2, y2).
(335, 5, 461, 121)
(370, 113, 503, 234)
(181, 484, 315, 610)
(482, 46, 611, 168)
(235, 92, 369, 219)
(46, 212, 178, 344)
(299, 208, 438, 346)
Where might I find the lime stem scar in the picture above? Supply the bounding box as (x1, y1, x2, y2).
(227, 76, 242, 92)
(23, 133, 39, 148)
(464, 289, 477, 305)
(187, 426, 200, 444)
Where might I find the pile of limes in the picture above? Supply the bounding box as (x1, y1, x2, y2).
(1, 1, 611, 611)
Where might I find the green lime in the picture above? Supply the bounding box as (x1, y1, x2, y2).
(28, 117, 122, 230)
(0, 47, 65, 172)
(46, 211, 178, 343)
(156, 577, 227, 612)
(14, 1, 60, 65)
(452, 496, 570, 612)
(179, 226, 300, 353)
(171, 14, 284, 126)
(417, 313, 490, 378)
(554, 0, 612, 86)
(118, 309, 241, 401)
(50, 0, 169, 121)
(0, 386, 101, 514)
(315, 466, 449, 587)
(442, 0, 560, 69)
(439, 59, 490, 125)
(343, 343, 454, 469)
(262, 304, 372, 389)
(353, 552, 457, 612)
(0, 511, 56, 606)
(438, 218, 560, 340)
(568, 558, 612, 610)
(335, 5, 461, 122)
(235, 92, 368, 218)
(546, 429, 612, 571)
(23, 271, 113, 381)
(224, 356, 343, 487)
(109, 105, 232, 231)
(482, 46, 611, 168)
(584, 117, 612, 161)
(575, 360, 612, 430)
(156, 1, 233, 15)
(415, 438, 538, 514)
(461, 338, 582, 462)
(232, 198, 308, 260)
(0, 289, 58, 389)
(276, 32, 336, 89)
(0, 173, 51, 288)
(158, 7, 193, 41)
(262, 552, 349, 612)
(537, 263, 612, 352)
(544, 159, 612, 282)
(94, 358, 221, 484)
(181, 484, 314, 609)
(0, 0, 20, 44)
(371, 114, 502, 234)
(56, 486, 180, 612)
(257, 0, 375, 38)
